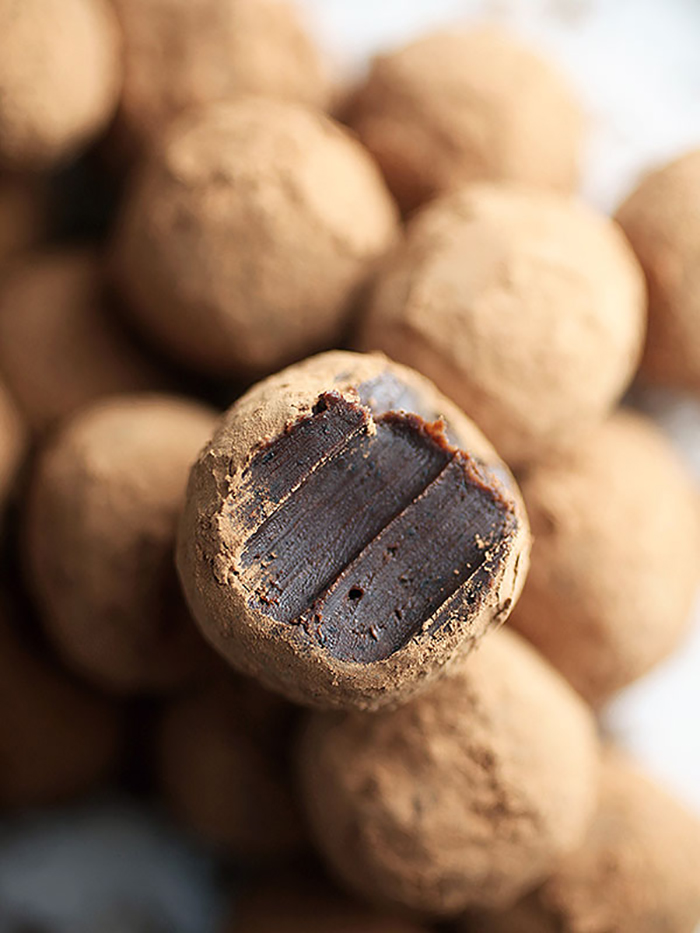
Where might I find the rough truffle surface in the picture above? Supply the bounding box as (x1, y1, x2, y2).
(25, 395, 218, 694)
(0, 0, 122, 169)
(111, 0, 330, 156)
(178, 351, 530, 711)
(297, 628, 599, 916)
(345, 28, 582, 213)
(114, 100, 398, 378)
(0, 249, 171, 433)
(616, 149, 700, 393)
(510, 409, 700, 706)
(467, 752, 700, 933)
(359, 183, 646, 466)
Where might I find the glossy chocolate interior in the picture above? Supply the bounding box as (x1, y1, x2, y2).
(232, 389, 515, 663)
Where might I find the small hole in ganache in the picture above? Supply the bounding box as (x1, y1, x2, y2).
(348, 587, 364, 601)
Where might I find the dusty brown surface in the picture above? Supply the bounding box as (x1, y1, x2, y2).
(297, 627, 599, 916)
(24, 394, 218, 694)
(345, 27, 582, 213)
(510, 409, 700, 706)
(0, 378, 25, 512)
(617, 149, 700, 393)
(359, 182, 646, 466)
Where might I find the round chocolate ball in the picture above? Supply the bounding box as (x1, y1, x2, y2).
(616, 149, 700, 393)
(228, 876, 431, 933)
(345, 28, 582, 213)
(0, 0, 122, 170)
(158, 674, 305, 860)
(359, 183, 646, 466)
(297, 627, 599, 916)
(111, 0, 331, 157)
(466, 751, 700, 933)
(25, 394, 218, 694)
(0, 173, 45, 267)
(0, 596, 124, 808)
(178, 351, 530, 711)
(0, 249, 172, 433)
(509, 409, 700, 706)
(113, 99, 399, 378)
(0, 377, 25, 511)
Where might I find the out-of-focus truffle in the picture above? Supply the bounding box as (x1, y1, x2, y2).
(0, 174, 45, 266)
(0, 596, 124, 808)
(344, 28, 582, 213)
(509, 409, 700, 706)
(616, 149, 700, 393)
(24, 394, 218, 694)
(0, 0, 122, 170)
(113, 99, 399, 378)
(464, 751, 700, 933)
(178, 351, 530, 712)
(227, 875, 431, 933)
(111, 0, 331, 156)
(359, 183, 646, 466)
(0, 378, 25, 511)
(0, 249, 172, 433)
(297, 627, 599, 916)
(157, 673, 305, 860)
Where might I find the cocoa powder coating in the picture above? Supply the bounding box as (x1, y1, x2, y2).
(359, 183, 646, 466)
(510, 409, 700, 706)
(0, 249, 172, 433)
(297, 627, 599, 916)
(24, 394, 218, 693)
(177, 351, 530, 711)
(113, 99, 399, 378)
(616, 149, 700, 393)
(345, 28, 583, 213)
(0, 0, 122, 169)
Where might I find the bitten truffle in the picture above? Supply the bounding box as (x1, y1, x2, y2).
(616, 149, 700, 393)
(359, 183, 646, 466)
(509, 409, 700, 706)
(157, 673, 305, 860)
(0, 174, 45, 267)
(465, 751, 700, 933)
(344, 28, 582, 213)
(178, 351, 530, 711)
(0, 249, 172, 433)
(0, 0, 122, 170)
(0, 378, 25, 512)
(227, 876, 431, 933)
(113, 99, 399, 378)
(0, 596, 124, 808)
(111, 0, 331, 156)
(24, 394, 218, 694)
(297, 627, 599, 916)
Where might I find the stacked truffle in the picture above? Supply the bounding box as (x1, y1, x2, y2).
(0, 2, 699, 932)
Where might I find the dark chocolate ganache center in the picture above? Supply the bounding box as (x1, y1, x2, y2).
(231, 391, 515, 663)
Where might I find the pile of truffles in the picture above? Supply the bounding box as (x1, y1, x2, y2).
(0, 1, 699, 930)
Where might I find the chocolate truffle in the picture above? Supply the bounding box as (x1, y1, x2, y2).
(0, 174, 45, 267)
(228, 876, 430, 933)
(111, 0, 330, 156)
(178, 351, 530, 711)
(344, 28, 582, 213)
(0, 378, 25, 511)
(0, 0, 122, 170)
(509, 409, 700, 706)
(0, 596, 124, 808)
(297, 627, 599, 916)
(616, 149, 700, 393)
(157, 674, 305, 860)
(24, 394, 218, 694)
(359, 183, 646, 466)
(113, 99, 399, 378)
(0, 249, 172, 433)
(465, 751, 700, 933)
